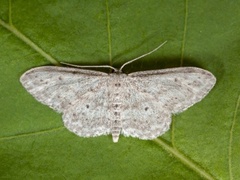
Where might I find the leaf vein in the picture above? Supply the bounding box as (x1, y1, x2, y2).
(154, 138, 216, 180)
(0, 19, 60, 65)
(105, 0, 112, 66)
(228, 93, 240, 180)
(0, 126, 65, 141)
(180, 0, 189, 66)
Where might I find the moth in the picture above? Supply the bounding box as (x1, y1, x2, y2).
(20, 42, 216, 142)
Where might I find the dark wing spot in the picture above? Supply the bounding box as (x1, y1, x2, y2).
(114, 112, 120, 116)
(115, 83, 121, 87)
(145, 107, 149, 111)
(86, 105, 89, 108)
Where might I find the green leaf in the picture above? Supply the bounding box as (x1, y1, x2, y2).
(0, 0, 239, 179)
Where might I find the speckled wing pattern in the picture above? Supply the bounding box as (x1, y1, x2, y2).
(20, 66, 216, 142)
(20, 67, 111, 137)
(122, 67, 216, 139)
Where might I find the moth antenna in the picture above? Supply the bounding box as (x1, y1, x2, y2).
(119, 41, 167, 72)
(61, 62, 118, 72)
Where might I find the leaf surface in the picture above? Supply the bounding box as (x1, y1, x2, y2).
(0, 0, 239, 179)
